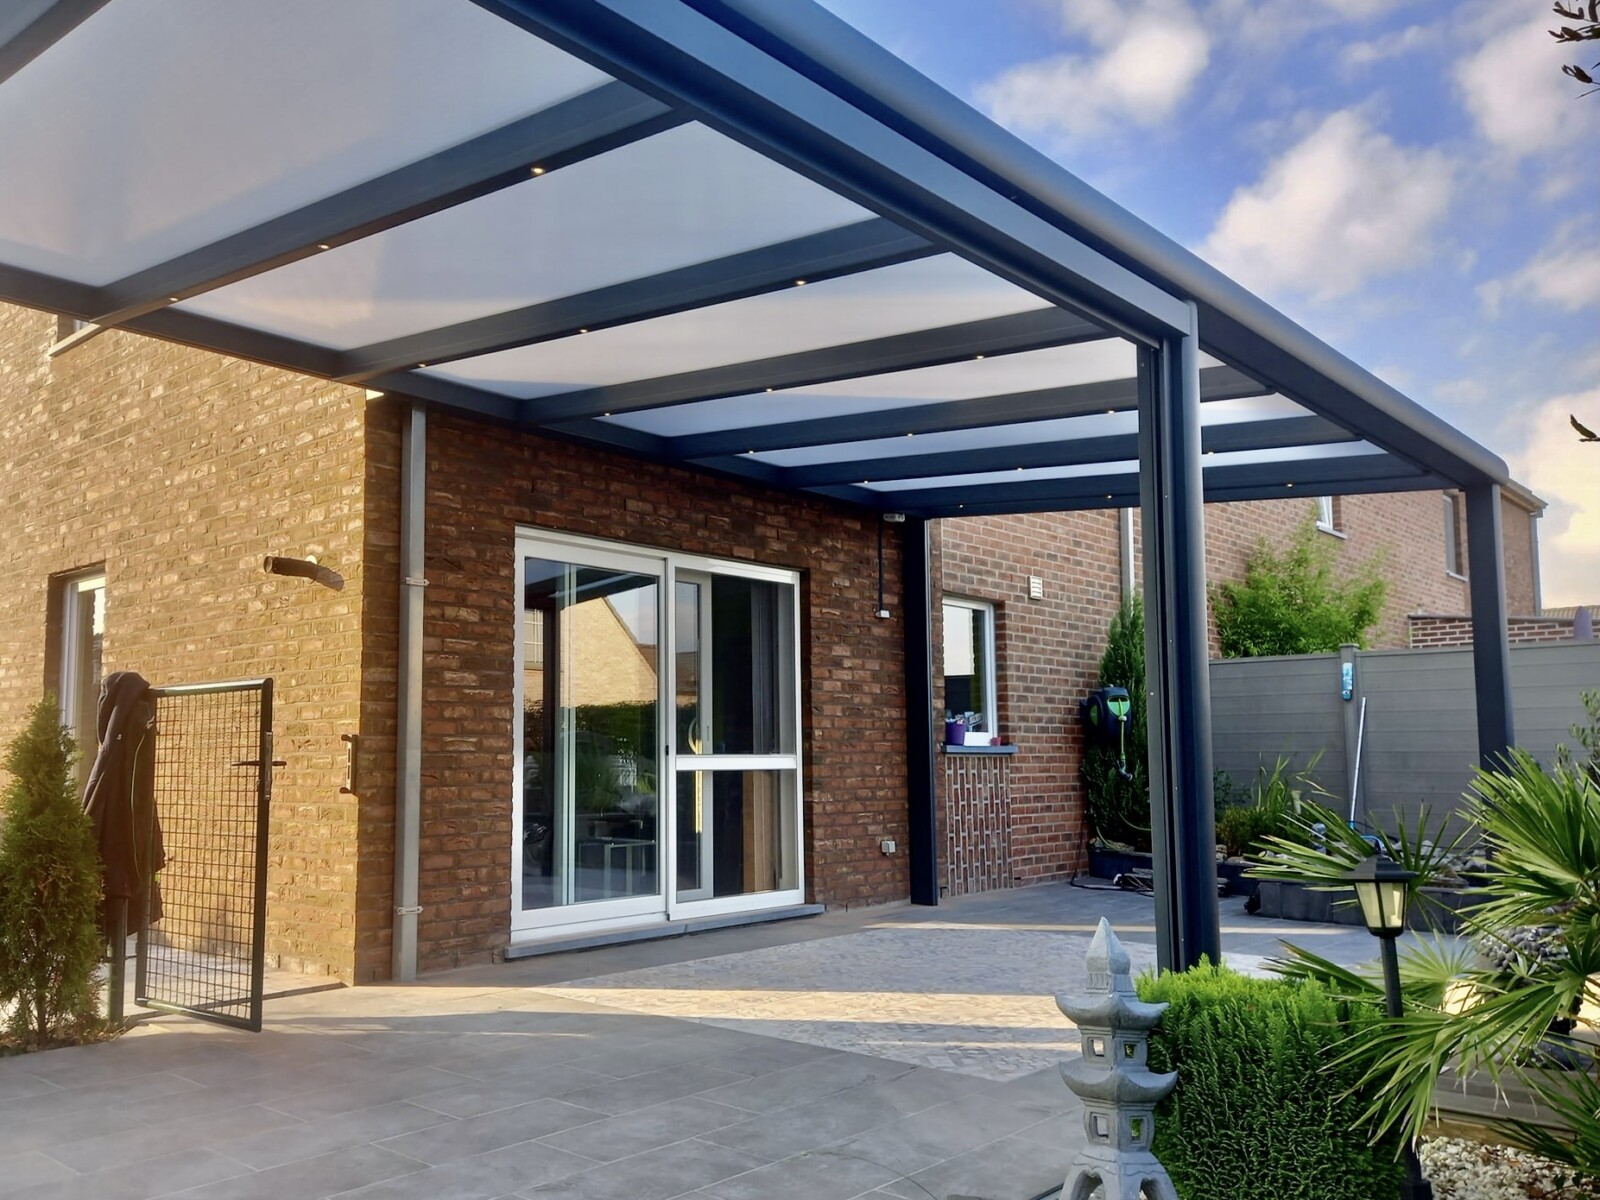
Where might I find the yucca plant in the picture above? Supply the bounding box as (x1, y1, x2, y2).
(1263, 750, 1599, 1181)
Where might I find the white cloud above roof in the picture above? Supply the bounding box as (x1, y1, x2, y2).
(1199, 109, 1454, 302)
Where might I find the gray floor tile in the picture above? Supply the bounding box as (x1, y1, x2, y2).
(556, 1063, 748, 1116)
(696, 1054, 917, 1114)
(0, 1107, 148, 1158)
(824, 1085, 1066, 1178)
(42, 1102, 304, 1174)
(535, 1096, 750, 1163)
(266, 1066, 473, 1119)
(321, 1142, 596, 1200)
(172, 1143, 424, 1200)
(0, 1152, 77, 1197)
(518, 1137, 770, 1200)
(874, 1132, 1074, 1200)
(410, 1066, 614, 1118)
(10, 1147, 250, 1200)
(0, 1075, 62, 1106)
(696, 1148, 904, 1200)
(375, 1098, 606, 1165)
(219, 1100, 450, 1169)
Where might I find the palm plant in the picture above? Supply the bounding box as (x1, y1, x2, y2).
(1256, 749, 1600, 1180)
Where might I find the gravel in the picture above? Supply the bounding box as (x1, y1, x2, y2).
(1420, 1136, 1597, 1199)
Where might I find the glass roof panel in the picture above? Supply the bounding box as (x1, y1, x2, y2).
(179, 123, 872, 349)
(426, 255, 1052, 400)
(0, 0, 607, 285)
(608, 339, 1138, 436)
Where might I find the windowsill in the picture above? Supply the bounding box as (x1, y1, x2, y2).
(942, 743, 1019, 755)
(1446, 570, 1468, 582)
(1315, 523, 1346, 540)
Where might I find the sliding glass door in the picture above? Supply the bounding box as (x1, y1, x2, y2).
(513, 532, 802, 938)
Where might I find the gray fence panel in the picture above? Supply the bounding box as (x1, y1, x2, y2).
(1208, 641, 1599, 840)
(1209, 653, 1345, 800)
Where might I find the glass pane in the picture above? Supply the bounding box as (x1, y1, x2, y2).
(709, 576, 792, 755)
(675, 770, 794, 898)
(67, 584, 104, 790)
(942, 603, 991, 732)
(522, 558, 659, 911)
(675, 579, 703, 752)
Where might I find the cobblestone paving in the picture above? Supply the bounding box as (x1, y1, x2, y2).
(540, 922, 1271, 1081)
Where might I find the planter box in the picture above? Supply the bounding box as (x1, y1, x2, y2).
(1087, 847, 1254, 897)
(1250, 880, 1478, 932)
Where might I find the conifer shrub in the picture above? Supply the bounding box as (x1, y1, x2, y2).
(1137, 962, 1404, 1200)
(1083, 597, 1150, 849)
(0, 697, 106, 1047)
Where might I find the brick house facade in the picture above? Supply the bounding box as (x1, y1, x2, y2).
(0, 300, 1542, 977)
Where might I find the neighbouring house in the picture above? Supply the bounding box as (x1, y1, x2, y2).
(928, 486, 1545, 896)
(0, 1, 1532, 982)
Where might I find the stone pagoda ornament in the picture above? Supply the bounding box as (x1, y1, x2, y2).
(1057, 919, 1180, 1200)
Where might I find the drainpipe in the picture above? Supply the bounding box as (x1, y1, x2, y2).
(393, 402, 426, 982)
(1118, 507, 1136, 602)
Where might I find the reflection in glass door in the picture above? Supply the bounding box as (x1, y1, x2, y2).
(518, 549, 661, 927)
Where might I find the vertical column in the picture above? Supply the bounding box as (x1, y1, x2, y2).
(1465, 483, 1514, 769)
(1137, 305, 1220, 971)
(393, 401, 426, 981)
(903, 516, 939, 906)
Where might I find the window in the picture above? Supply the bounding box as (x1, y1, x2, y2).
(1444, 493, 1465, 577)
(1314, 494, 1338, 534)
(59, 572, 105, 782)
(941, 597, 997, 738)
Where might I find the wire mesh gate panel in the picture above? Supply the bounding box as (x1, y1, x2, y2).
(943, 752, 1013, 896)
(135, 679, 273, 1032)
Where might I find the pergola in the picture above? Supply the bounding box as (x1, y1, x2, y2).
(0, 0, 1517, 971)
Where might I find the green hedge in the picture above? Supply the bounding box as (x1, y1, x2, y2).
(1136, 963, 1404, 1200)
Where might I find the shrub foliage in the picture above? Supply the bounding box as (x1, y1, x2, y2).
(1212, 518, 1388, 657)
(1082, 598, 1150, 849)
(1138, 962, 1404, 1200)
(0, 698, 105, 1045)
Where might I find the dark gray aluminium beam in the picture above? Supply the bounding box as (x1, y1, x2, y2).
(702, 0, 1511, 489)
(673, 364, 1263, 460)
(901, 516, 939, 906)
(758, 414, 1349, 489)
(1137, 318, 1220, 973)
(334, 217, 932, 382)
(0, 0, 108, 88)
(91, 81, 682, 326)
(498, 308, 1112, 426)
(476, 0, 1190, 342)
(1465, 483, 1514, 769)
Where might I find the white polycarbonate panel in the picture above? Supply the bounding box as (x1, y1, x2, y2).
(865, 461, 1137, 491)
(0, 0, 607, 285)
(180, 124, 872, 349)
(750, 395, 1317, 468)
(1201, 441, 1383, 468)
(609, 339, 1136, 437)
(427, 256, 1051, 399)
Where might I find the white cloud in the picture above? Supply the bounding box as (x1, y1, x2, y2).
(1479, 221, 1600, 316)
(1199, 110, 1455, 302)
(1341, 24, 1431, 70)
(1456, 10, 1589, 158)
(1510, 392, 1600, 607)
(976, 0, 1210, 140)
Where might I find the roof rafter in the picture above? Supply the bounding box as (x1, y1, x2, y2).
(333, 217, 933, 383)
(0, 0, 108, 87)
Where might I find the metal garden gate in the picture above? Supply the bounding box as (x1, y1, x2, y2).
(129, 679, 274, 1031)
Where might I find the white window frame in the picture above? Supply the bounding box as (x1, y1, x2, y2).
(1444, 493, 1466, 579)
(511, 528, 804, 942)
(941, 596, 998, 738)
(1314, 494, 1340, 535)
(59, 572, 105, 765)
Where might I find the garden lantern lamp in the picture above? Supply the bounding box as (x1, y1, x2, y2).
(1342, 852, 1433, 1200)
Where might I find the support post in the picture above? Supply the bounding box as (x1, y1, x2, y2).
(1465, 484, 1514, 769)
(1137, 306, 1220, 971)
(393, 401, 426, 981)
(903, 516, 939, 906)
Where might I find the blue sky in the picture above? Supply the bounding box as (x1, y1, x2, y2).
(819, 0, 1600, 607)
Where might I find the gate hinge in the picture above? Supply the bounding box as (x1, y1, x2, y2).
(395, 905, 423, 916)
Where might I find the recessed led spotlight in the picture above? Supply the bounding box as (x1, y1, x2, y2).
(530, 166, 546, 176)
(793, 279, 807, 286)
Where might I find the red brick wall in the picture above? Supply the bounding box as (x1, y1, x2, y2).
(1408, 615, 1574, 647)
(412, 412, 908, 971)
(0, 303, 378, 981)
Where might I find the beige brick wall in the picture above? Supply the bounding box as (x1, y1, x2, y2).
(0, 302, 382, 981)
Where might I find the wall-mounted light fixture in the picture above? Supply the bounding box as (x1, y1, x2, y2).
(263, 555, 344, 592)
